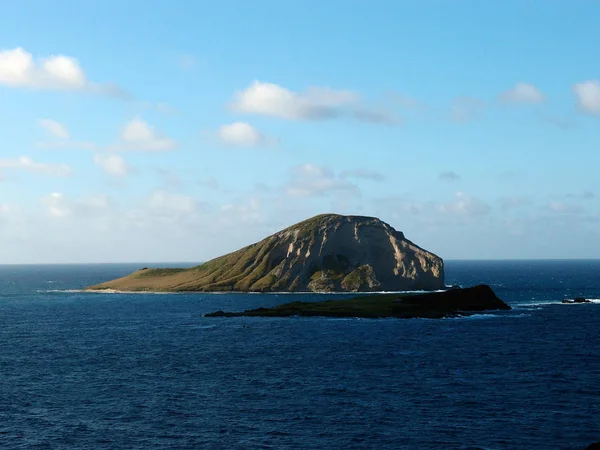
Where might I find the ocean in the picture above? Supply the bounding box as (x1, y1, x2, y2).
(0, 260, 598, 449)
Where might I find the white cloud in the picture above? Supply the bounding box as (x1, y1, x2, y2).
(39, 119, 70, 139)
(285, 164, 358, 197)
(231, 81, 359, 120)
(119, 117, 176, 151)
(35, 140, 98, 151)
(340, 169, 385, 182)
(438, 171, 461, 182)
(41, 192, 70, 218)
(0, 47, 123, 96)
(573, 80, 600, 115)
(217, 122, 273, 147)
(450, 97, 485, 123)
(500, 83, 545, 104)
(94, 154, 130, 176)
(35, 117, 175, 152)
(231, 81, 397, 124)
(0, 156, 71, 176)
(436, 192, 491, 216)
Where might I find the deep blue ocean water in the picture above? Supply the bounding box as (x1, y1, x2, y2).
(0, 260, 599, 449)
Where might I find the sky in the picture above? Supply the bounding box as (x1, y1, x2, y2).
(1, 0, 599, 263)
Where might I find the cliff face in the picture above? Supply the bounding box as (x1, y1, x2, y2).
(88, 214, 445, 292)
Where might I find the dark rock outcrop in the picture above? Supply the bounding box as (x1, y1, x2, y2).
(205, 284, 511, 319)
(87, 214, 444, 293)
(562, 297, 591, 304)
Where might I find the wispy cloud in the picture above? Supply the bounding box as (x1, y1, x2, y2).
(438, 171, 461, 182)
(0, 156, 71, 177)
(39, 119, 70, 139)
(36, 117, 177, 152)
(573, 80, 600, 115)
(500, 82, 545, 104)
(450, 97, 485, 123)
(117, 117, 176, 151)
(436, 191, 491, 216)
(94, 154, 130, 176)
(285, 164, 359, 197)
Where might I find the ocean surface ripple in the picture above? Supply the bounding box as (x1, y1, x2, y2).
(0, 260, 599, 449)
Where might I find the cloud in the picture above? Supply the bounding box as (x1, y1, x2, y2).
(147, 191, 199, 220)
(94, 154, 130, 176)
(285, 164, 359, 197)
(436, 191, 491, 216)
(0, 156, 71, 176)
(117, 117, 176, 151)
(35, 117, 176, 152)
(573, 80, 600, 115)
(231, 81, 358, 120)
(41, 192, 70, 217)
(500, 83, 545, 104)
(438, 171, 461, 182)
(351, 108, 399, 125)
(340, 169, 385, 182)
(219, 197, 263, 226)
(217, 122, 274, 147)
(450, 97, 485, 123)
(39, 119, 70, 139)
(0, 47, 124, 96)
(542, 115, 575, 130)
(547, 201, 583, 214)
(35, 140, 98, 151)
(230, 81, 395, 124)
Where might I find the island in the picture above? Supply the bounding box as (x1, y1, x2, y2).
(86, 214, 444, 293)
(205, 284, 511, 319)
(562, 297, 592, 304)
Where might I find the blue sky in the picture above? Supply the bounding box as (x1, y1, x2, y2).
(1, 0, 599, 263)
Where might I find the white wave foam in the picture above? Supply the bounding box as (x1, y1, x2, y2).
(41, 289, 178, 295)
(444, 312, 530, 320)
(449, 314, 500, 320)
(519, 298, 600, 307)
(519, 300, 563, 307)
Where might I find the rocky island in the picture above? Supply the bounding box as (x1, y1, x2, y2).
(206, 284, 511, 319)
(87, 214, 444, 293)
